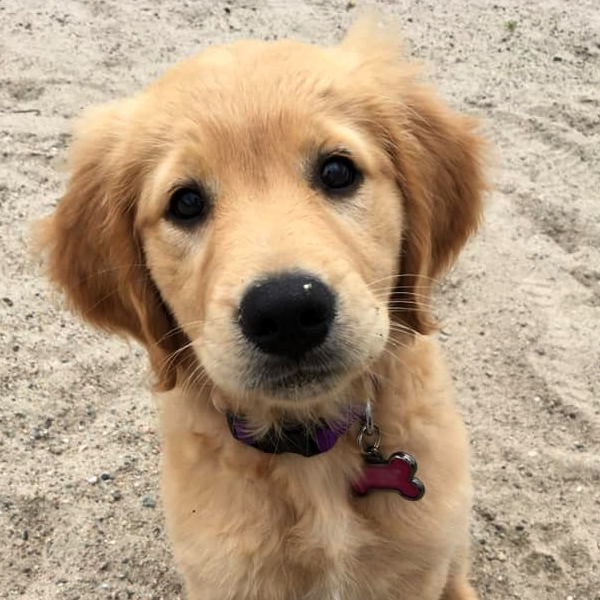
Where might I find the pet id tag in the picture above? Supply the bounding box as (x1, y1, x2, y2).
(351, 450, 425, 500)
(351, 411, 425, 500)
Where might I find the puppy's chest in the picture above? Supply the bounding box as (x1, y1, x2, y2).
(269, 484, 368, 597)
(287, 494, 360, 558)
(234, 460, 370, 589)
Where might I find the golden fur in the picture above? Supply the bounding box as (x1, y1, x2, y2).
(37, 20, 485, 600)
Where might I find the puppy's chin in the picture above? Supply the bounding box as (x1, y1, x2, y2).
(201, 349, 380, 409)
(202, 365, 349, 407)
(252, 365, 356, 404)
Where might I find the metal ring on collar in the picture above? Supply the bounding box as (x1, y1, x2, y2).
(357, 424, 381, 453)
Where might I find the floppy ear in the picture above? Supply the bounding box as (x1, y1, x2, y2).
(390, 86, 486, 334)
(36, 101, 185, 390)
(342, 18, 486, 335)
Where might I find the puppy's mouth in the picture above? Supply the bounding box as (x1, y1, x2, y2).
(251, 359, 345, 395)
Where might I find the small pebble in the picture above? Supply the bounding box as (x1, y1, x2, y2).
(2, 297, 13, 307)
(101, 472, 111, 481)
(22, 529, 29, 541)
(142, 496, 156, 508)
(111, 490, 122, 501)
(87, 476, 98, 485)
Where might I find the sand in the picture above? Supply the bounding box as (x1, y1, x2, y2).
(1, 0, 599, 598)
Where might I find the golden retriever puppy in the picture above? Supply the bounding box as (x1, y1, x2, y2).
(38, 19, 485, 600)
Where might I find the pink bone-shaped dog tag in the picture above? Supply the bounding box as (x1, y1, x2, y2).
(351, 452, 425, 500)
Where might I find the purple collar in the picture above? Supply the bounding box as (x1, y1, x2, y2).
(226, 410, 361, 457)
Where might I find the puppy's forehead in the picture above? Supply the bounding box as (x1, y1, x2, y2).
(145, 40, 358, 152)
(154, 39, 348, 102)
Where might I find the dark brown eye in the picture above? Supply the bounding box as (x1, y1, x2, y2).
(167, 187, 207, 223)
(319, 156, 357, 191)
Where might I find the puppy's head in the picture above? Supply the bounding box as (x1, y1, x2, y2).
(38, 21, 484, 414)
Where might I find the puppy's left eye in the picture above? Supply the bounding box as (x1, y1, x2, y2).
(319, 156, 358, 192)
(167, 187, 208, 223)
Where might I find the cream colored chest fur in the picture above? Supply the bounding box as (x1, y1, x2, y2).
(159, 375, 471, 598)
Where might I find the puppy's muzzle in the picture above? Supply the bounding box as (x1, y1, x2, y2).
(238, 272, 336, 359)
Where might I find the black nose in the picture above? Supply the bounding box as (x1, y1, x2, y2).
(238, 272, 336, 359)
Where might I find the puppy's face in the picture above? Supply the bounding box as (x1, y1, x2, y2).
(138, 42, 402, 405)
(38, 24, 484, 415)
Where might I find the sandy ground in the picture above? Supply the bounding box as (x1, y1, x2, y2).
(1, 0, 599, 598)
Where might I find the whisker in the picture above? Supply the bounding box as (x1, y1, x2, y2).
(75, 263, 148, 285)
(152, 315, 230, 347)
(388, 322, 419, 337)
(387, 300, 433, 307)
(180, 361, 209, 399)
(156, 338, 198, 377)
(370, 288, 435, 298)
(365, 273, 441, 288)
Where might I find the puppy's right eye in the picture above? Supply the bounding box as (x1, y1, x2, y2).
(320, 156, 356, 190)
(167, 187, 208, 223)
(314, 154, 361, 197)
